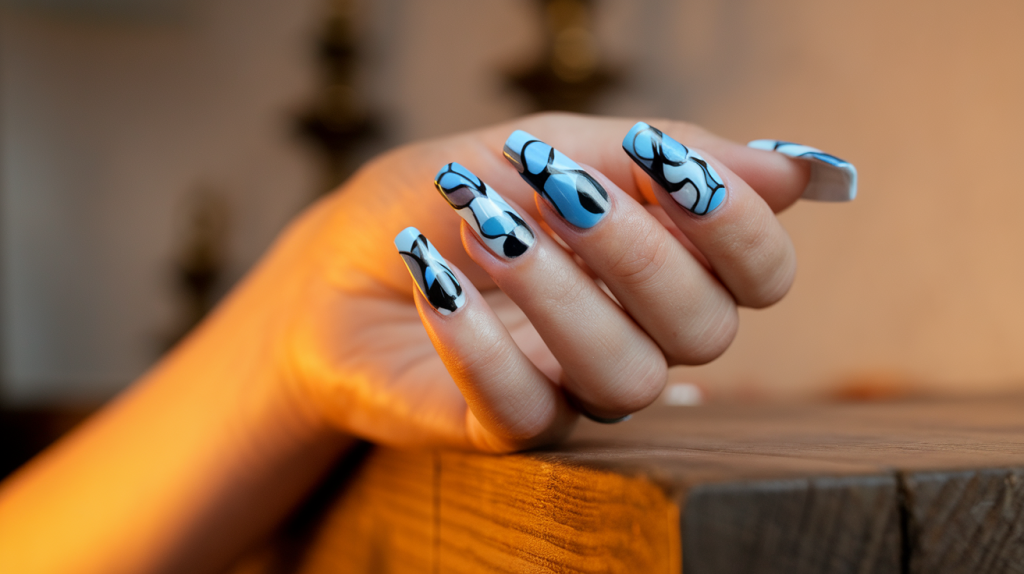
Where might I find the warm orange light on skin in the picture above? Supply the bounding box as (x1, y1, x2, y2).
(0, 205, 354, 574)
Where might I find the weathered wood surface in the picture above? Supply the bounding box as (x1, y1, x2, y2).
(236, 395, 1024, 574)
(903, 468, 1024, 574)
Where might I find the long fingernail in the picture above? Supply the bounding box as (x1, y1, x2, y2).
(747, 140, 858, 201)
(394, 227, 466, 315)
(502, 130, 609, 229)
(434, 162, 536, 259)
(622, 121, 726, 216)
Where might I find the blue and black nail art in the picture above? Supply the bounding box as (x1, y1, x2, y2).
(503, 130, 609, 229)
(623, 122, 726, 216)
(747, 140, 857, 201)
(434, 162, 535, 259)
(394, 227, 465, 315)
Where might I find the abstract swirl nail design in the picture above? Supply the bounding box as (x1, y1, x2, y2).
(434, 162, 535, 259)
(394, 227, 465, 315)
(747, 140, 858, 202)
(622, 121, 726, 216)
(503, 130, 609, 229)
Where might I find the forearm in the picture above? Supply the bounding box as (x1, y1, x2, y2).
(0, 336, 351, 573)
(0, 208, 354, 574)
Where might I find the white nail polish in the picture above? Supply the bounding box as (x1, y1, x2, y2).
(748, 140, 858, 201)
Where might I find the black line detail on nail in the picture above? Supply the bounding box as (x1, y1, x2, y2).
(624, 124, 725, 215)
(434, 162, 535, 258)
(768, 140, 849, 167)
(399, 232, 463, 313)
(512, 138, 608, 222)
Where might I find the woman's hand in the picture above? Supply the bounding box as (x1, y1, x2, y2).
(267, 113, 812, 452)
(1, 113, 837, 574)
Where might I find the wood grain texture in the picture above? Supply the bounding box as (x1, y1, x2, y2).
(295, 448, 436, 573)
(903, 468, 1024, 574)
(230, 395, 1024, 574)
(684, 476, 899, 574)
(436, 452, 679, 573)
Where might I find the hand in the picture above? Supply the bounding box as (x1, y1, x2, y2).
(0, 113, 825, 574)
(249, 113, 810, 452)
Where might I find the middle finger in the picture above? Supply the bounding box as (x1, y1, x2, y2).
(502, 130, 739, 366)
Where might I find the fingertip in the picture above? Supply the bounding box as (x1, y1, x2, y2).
(621, 121, 650, 155)
(502, 129, 538, 174)
(393, 225, 420, 251)
(641, 122, 812, 212)
(735, 145, 812, 211)
(747, 140, 857, 202)
(396, 228, 467, 316)
(465, 404, 579, 453)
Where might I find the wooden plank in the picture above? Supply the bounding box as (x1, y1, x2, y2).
(294, 447, 436, 573)
(436, 452, 679, 573)
(230, 395, 1024, 574)
(271, 447, 897, 574)
(683, 476, 899, 574)
(566, 398, 1024, 473)
(235, 447, 438, 574)
(902, 467, 1024, 574)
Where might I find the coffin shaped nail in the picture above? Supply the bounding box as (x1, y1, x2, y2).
(622, 122, 726, 216)
(434, 162, 536, 259)
(503, 130, 609, 229)
(747, 140, 858, 202)
(394, 227, 465, 315)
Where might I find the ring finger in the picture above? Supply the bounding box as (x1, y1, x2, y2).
(622, 121, 798, 308)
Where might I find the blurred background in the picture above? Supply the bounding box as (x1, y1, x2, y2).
(1, 0, 1023, 471)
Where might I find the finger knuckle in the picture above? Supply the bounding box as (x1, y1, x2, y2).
(744, 253, 796, 308)
(502, 397, 557, 441)
(665, 299, 739, 365)
(606, 221, 670, 287)
(468, 425, 521, 454)
(722, 214, 797, 308)
(544, 264, 593, 309)
(604, 349, 668, 412)
(469, 400, 564, 454)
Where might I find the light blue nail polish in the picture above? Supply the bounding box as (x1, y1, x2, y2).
(394, 227, 465, 315)
(622, 122, 726, 216)
(747, 140, 858, 201)
(434, 162, 535, 259)
(503, 130, 609, 229)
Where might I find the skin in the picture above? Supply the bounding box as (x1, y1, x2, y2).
(0, 113, 809, 574)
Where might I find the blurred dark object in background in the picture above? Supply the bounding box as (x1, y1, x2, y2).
(506, 0, 620, 112)
(296, 0, 381, 194)
(162, 187, 229, 351)
(0, 406, 92, 481)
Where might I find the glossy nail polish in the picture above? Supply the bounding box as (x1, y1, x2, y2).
(622, 121, 726, 216)
(394, 227, 465, 315)
(747, 140, 857, 201)
(434, 162, 535, 259)
(503, 130, 609, 229)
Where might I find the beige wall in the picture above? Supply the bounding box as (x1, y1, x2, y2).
(3, 0, 1023, 403)
(0, 0, 324, 402)
(661, 0, 1024, 399)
